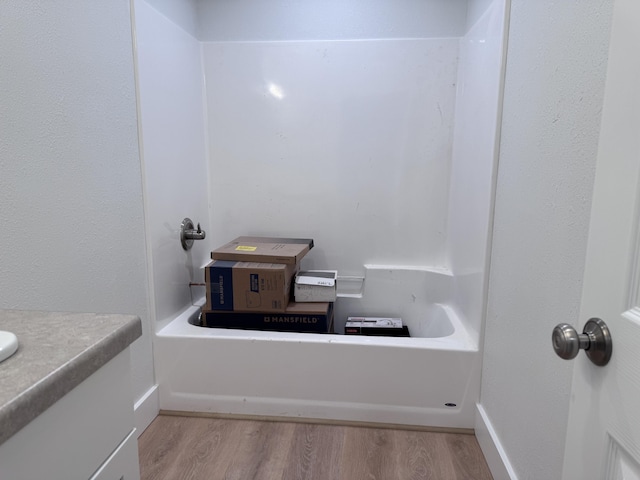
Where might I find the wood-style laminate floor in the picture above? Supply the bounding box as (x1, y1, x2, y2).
(138, 415, 493, 480)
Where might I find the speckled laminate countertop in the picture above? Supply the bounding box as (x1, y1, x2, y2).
(0, 310, 142, 446)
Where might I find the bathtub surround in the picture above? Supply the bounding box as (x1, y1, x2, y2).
(133, 0, 211, 333)
(141, 0, 198, 37)
(136, 0, 506, 431)
(135, 0, 503, 335)
(446, 1, 507, 342)
(195, 0, 469, 41)
(203, 38, 457, 273)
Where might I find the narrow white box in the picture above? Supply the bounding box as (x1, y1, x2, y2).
(294, 270, 338, 302)
(345, 317, 403, 329)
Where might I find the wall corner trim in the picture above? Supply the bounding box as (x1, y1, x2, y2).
(475, 403, 519, 480)
(134, 384, 159, 437)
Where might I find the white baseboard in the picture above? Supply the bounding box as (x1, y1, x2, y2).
(134, 384, 159, 437)
(475, 403, 518, 480)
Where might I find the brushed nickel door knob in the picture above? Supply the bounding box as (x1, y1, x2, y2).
(552, 318, 612, 366)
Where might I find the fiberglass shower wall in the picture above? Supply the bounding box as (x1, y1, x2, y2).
(134, 0, 210, 332)
(135, 0, 506, 337)
(201, 0, 505, 336)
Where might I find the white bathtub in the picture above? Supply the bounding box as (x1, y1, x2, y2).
(154, 302, 480, 429)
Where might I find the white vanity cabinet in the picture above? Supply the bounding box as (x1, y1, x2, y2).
(0, 311, 143, 480)
(0, 349, 140, 480)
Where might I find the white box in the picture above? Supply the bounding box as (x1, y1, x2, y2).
(344, 317, 408, 336)
(294, 270, 337, 302)
(345, 317, 403, 329)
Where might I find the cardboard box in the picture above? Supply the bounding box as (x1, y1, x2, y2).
(211, 236, 313, 265)
(205, 260, 296, 313)
(345, 317, 410, 337)
(294, 270, 337, 302)
(201, 302, 334, 333)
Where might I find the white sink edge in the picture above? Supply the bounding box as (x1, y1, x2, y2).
(0, 331, 19, 363)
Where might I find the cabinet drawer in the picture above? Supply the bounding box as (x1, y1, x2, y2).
(0, 350, 134, 480)
(90, 428, 140, 480)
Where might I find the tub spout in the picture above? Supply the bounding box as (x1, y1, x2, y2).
(180, 218, 206, 250)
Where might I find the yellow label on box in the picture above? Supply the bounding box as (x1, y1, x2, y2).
(235, 245, 257, 252)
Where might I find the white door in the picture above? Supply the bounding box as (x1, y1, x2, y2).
(561, 0, 640, 478)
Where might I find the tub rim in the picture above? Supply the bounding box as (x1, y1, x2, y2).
(157, 302, 478, 351)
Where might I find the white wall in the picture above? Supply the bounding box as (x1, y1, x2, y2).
(134, 0, 211, 332)
(446, 0, 507, 340)
(479, 0, 614, 478)
(196, 0, 468, 41)
(0, 0, 154, 404)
